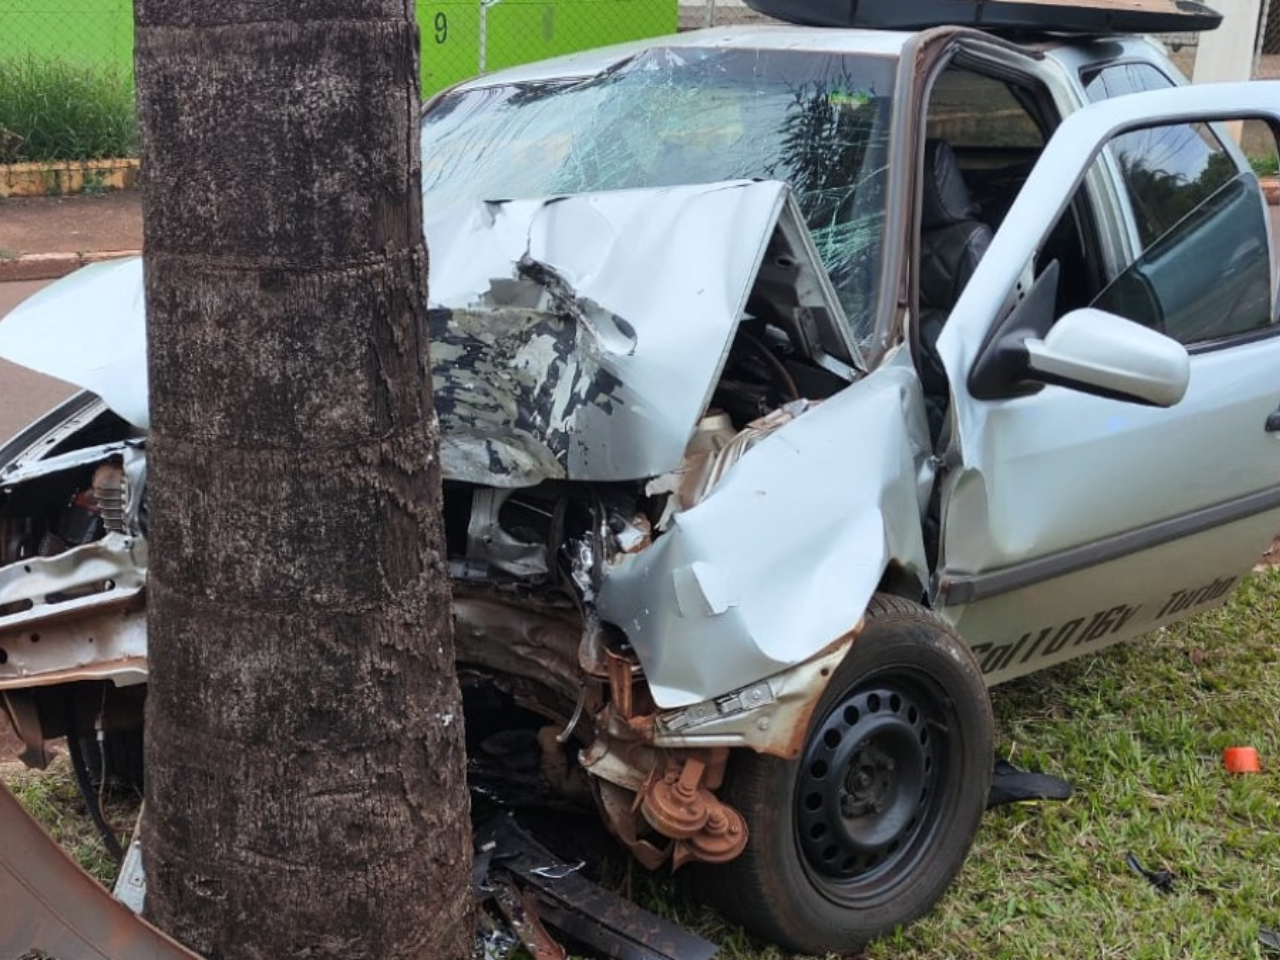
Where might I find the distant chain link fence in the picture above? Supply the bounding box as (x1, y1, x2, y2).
(0, 1, 676, 99)
(421, 0, 675, 96)
(1259, 0, 1280, 77)
(680, 0, 1280, 80)
(0, 1, 135, 73)
(0, 0, 1272, 105)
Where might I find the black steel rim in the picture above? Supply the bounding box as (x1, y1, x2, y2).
(795, 678, 948, 902)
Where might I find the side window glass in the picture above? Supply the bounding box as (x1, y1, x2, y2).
(1080, 62, 1175, 101)
(1088, 122, 1277, 347)
(927, 70, 1044, 148)
(1109, 122, 1236, 248)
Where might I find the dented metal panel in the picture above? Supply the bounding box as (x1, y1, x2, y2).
(0, 182, 855, 491)
(598, 351, 932, 708)
(427, 181, 853, 485)
(0, 257, 149, 430)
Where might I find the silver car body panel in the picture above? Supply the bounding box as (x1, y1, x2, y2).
(599, 348, 932, 707)
(0, 258, 149, 430)
(935, 82, 1280, 680)
(0, 414, 148, 689)
(427, 180, 857, 486)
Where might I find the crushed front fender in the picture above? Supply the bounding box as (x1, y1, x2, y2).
(598, 353, 933, 708)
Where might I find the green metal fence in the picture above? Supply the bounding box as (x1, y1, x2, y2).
(0, 0, 677, 98)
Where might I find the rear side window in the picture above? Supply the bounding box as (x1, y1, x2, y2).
(1081, 62, 1174, 101)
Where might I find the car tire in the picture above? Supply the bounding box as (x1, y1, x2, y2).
(78, 728, 145, 794)
(708, 594, 993, 955)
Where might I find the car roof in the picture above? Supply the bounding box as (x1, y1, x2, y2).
(449, 25, 917, 91)
(441, 24, 1182, 99)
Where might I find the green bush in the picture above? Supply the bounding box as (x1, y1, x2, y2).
(1250, 153, 1280, 178)
(0, 55, 137, 163)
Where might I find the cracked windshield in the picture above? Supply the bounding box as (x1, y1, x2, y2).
(422, 47, 896, 344)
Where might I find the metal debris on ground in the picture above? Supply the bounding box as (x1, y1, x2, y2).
(0, 782, 200, 960)
(1125, 852, 1175, 894)
(474, 814, 719, 960)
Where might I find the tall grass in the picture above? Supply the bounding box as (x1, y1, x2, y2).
(0, 55, 137, 163)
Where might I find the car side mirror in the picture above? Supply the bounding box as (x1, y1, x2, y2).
(1024, 308, 1190, 407)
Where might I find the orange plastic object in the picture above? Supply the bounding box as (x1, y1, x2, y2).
(1223, 746, 1261, 774)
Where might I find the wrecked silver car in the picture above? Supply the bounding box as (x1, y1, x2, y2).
(3, 19, 1280, 955)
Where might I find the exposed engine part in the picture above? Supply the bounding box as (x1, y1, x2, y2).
(92, 462, 127, 534)
(583, 733, 748, 870)
(645, 411, 736, 532)
(467, 487, 552, 579)
(639, 757, 748, 867)
(647, 401, 817, 532)
(682, 803, 749, 866)
(609, 513, 651, 556)
(555, 684, 587, 744)
(606, 648, 646, 722)
(566, 535, 596, 602)
(641, 757, 712, 838)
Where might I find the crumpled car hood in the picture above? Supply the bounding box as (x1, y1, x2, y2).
(0, 180, 850, 485)
(0, 256, 148, 429)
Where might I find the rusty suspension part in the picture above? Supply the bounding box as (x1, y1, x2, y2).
(640, 756, 749, 868)
(590, 644, 750, 869)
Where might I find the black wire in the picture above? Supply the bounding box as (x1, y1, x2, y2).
(65, 714, 125, 866)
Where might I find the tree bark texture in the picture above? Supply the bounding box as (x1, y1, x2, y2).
(133, 3, 472, 957)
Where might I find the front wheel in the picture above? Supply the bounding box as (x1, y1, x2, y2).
(710, 594, 993, 955)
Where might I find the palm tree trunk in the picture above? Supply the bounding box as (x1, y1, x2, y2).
(134, 3, 472, 956)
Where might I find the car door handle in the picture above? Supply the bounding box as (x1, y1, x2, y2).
(1267, 408, 1280, 433)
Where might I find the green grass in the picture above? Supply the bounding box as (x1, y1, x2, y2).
(1251, 154, 1280, 178)
(3, 754, 135, 885)
(855, 570, 1280, 960)
(7, 572, 1280, 956)
(0, 55, 137, 163)
(651, 571, 1280, 959)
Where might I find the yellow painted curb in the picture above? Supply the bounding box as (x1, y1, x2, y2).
(0, 159, 139, 198)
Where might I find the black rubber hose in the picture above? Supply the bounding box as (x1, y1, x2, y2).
(66, 721, 125, 866)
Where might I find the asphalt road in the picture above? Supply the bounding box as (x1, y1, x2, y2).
(0, 280, 75, 442)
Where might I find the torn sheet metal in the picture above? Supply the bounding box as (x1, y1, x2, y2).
(427, 180, 851, 486)
(0, 257, 148, 430)
(0, 392, 124, 477)
(0, 781, 200, 960)
(598, 352, 932, 708)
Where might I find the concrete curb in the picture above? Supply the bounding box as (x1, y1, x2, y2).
(0, 250, 140, 283)
(0, 160, 140, 199)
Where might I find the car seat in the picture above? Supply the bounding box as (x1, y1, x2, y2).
(918, 139, 993, 436)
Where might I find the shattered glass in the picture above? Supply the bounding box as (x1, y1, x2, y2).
(422, 47, 895, 346)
